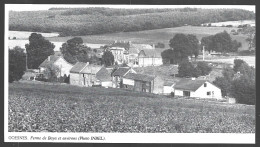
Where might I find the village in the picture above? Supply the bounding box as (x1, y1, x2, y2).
(17, 38, 230, 102)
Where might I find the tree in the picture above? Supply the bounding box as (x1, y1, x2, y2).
(102, 50, 114, 66)
(43, 63, 61, 82)
(9, 47, 26, 83)
(169, 34, 193, 62)
(201, 35, 214, 53)
(60, 37, 92, 64)
(25, 33, 55, 69)
(212, 31, 232, 53)
(178, 60, 196, 78)
(187, 34, 200, 60)
(213, 67, 234, 97)
(231, 40, 242, 52)
(161, 49, 175, 64)
(196, 61, 212, 76)
(233, 59, 246, 72)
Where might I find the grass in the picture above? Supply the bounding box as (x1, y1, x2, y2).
(8, 82, 255, 133)
(46, 26, 250, 51)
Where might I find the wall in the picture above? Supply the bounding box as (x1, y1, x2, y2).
(163, 86, 174, 95)
(138, 57, 163, 67)
(70, 73, 83, 86)
(175, 89, 184, 96)
(152, 76, 164, 94)
(54, 58, 73, 77)
(101, 81, 113, 88)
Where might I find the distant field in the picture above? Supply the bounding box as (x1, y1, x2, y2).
(46, 26, 250, 51)
(208, 20, 255, 27)
(9, 82, 255, 133)
(9, 31, 59, 39)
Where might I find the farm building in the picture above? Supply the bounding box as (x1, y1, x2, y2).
(70, 62, 112, 87)
(39, 55, 74, 78)
(122, 73, 164, 94)
(111, 67, 136, 88)
(174, 79, 222, 99)
(138, 49, 163, 67)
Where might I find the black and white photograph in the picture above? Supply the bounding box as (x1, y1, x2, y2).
(4, 3, 256, 143)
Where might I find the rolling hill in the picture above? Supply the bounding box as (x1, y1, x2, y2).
(9, 7, 255, 36)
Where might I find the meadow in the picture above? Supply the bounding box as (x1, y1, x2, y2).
(46, 26, 250, 51)
(8, 82, 255, 133)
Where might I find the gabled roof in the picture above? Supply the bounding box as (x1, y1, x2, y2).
(138, 49, 161, 58)
(70, 62, 88, 73)
(96, 67, 112, 82)
(112, 67, 131, 77)
(174, 79, 208, 91)
(39, 55, 61, 68)
(124, 73, 156, 82)
(164, 81, 176, 86)
(81, 64, 103, 74)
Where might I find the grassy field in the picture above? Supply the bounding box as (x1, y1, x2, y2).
(8, 82, 255, 133)
(46, 26, 250, 51)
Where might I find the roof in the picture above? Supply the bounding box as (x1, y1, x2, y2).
(138, 49, 161, 58)
(39, 55, 61, 68)
(174, 79, 208, 91)
(81, 64, 103, 74)
(124, 73, 156, 82)
(110, 42, 130, 49)
(96, 67, 112, 82)
(164, 81, 176, 86)
(112, 67, 130, 77)
(70, 62, 88, 73)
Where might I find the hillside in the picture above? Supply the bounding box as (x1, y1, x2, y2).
(46, 26, 250, 51)
(9, 7, 255, 36)
(9, 82, 255, 133)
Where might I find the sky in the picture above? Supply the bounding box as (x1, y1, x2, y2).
(6, 4, 255, 13)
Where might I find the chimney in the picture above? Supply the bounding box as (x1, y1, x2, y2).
(48, 56, 51, 61)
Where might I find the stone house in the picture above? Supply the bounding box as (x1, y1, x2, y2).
(70, 62, 112, 87)
(39, 55, 74, 78)
(111, 67, 136, 88)
(122, 73, 164, 94)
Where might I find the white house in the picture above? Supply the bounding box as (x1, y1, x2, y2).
(174, 79, 222, 99)
(138, 49, 163, 67)
(39, 55, 74, 77)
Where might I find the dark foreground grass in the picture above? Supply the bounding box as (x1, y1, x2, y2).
(8, 82, 255, 133)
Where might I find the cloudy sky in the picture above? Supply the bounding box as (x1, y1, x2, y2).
(6, 4, 255, 12)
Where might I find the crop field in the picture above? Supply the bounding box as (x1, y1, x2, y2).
(8, 82, 255, 133)
(46, 26, 250, 51)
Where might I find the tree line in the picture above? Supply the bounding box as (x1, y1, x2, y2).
(9, 8, 255, 36)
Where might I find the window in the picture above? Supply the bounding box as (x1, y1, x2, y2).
(183, 91, 190, 96)
(204, 83, 207, 87)
(207, 91, 211, 95)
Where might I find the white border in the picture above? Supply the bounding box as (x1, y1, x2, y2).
(5, 4, 255, 143)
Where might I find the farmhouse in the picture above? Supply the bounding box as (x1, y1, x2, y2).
(111, 67, 136, 88)
(39, 55, 74, 78)
(174, 79, 222, 99)
(70, 62, 112, 87)
(138, 49, 163, 67)
(122, 73, 164, 94)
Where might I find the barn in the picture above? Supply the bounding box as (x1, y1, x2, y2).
(70, 62, 112, 87)
(111, 67, 136, 88)
(122, 73, 164, 94)
(174, 79, 222, 99)
(39, 55, 74, 78)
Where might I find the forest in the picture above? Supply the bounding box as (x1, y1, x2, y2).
(9, 7, 255, 36)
